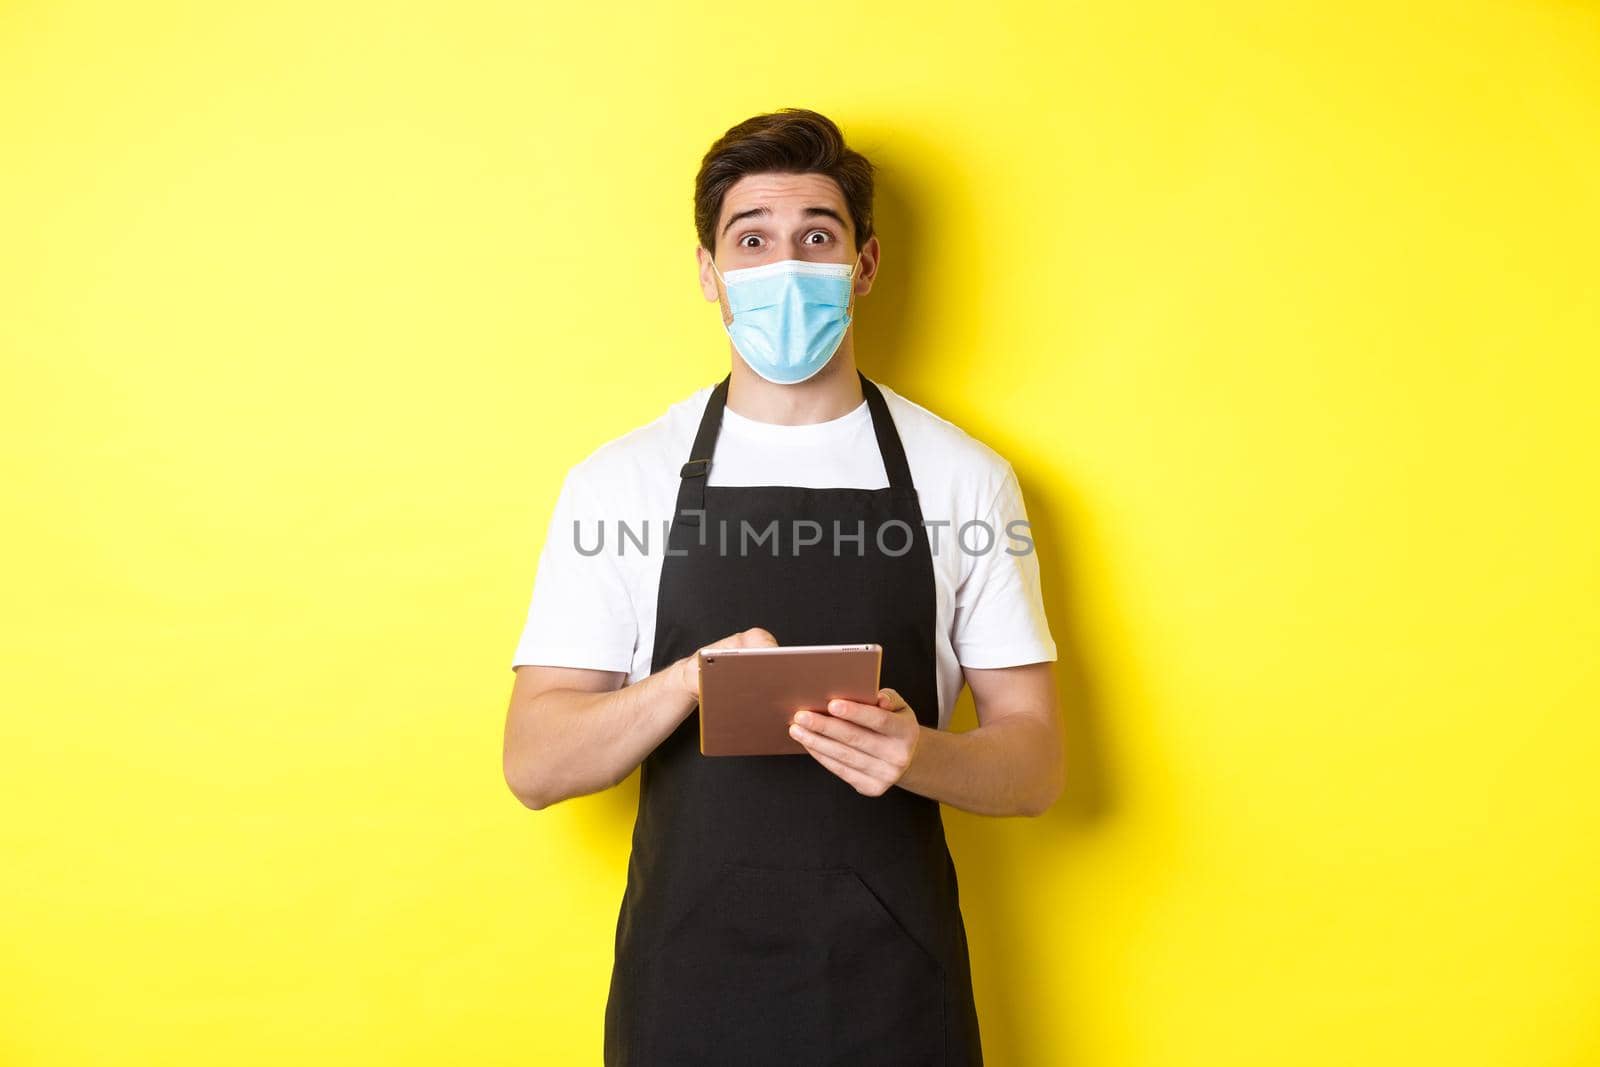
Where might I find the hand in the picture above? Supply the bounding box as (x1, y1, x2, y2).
(787, 687, 922, 796)
(670, 626, 779, 699)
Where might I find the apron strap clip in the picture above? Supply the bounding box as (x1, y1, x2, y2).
(680, 458, 711, 479)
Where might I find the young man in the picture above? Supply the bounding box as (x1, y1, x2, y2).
(503, 108, 1062, 1066)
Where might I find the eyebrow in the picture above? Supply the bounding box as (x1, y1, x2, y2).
(720, 204, 849, 238)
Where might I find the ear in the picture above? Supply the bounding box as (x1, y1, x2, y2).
(699, 247, 733, 326)
(697, 246, 721, 303)
(854, 234, 882, 296)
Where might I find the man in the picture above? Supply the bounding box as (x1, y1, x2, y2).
(503, 108, 1062, 1066)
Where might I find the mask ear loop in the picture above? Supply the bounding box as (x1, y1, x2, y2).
(844, 250, 864, 319)
(710, 257, 734, 328)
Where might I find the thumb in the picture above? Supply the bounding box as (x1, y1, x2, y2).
(734, 626, 778, 648)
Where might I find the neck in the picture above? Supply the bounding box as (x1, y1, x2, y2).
(725, 334, 864, 425)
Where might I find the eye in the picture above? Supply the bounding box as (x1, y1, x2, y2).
(739, 234, 763, 248)
(804, 229, 833, 245)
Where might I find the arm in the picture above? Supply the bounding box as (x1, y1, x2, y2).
(502, 627, 778, 809)
(901, 661, 1062, 816)
(786, 661, 1063, 817)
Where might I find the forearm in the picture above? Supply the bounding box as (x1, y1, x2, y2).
(896, 714, 1062, 817)
(506, 663, 695, 808)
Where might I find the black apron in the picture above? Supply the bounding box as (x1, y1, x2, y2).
(603, 372, 983, 1066)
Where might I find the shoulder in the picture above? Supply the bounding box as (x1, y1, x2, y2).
(875, 380, 1016, 503)
(561, 383, 713, 503)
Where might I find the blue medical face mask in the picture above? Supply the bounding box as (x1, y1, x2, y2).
(711, 253, 863, 385)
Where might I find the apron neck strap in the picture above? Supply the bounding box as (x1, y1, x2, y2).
(860, 373, 916, 490)
(676, 371, 915, 523)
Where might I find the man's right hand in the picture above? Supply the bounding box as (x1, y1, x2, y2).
(507, 627, 780, 809)
(672, 626, 779, 700)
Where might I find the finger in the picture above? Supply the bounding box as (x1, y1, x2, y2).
(803, 742, 891, 796)
(698, 627, 775, 655)
(790, 718, 894, 777)
(793, 708, 899, 761)
(822, 697, 896, 734)
(876, 687, 909, 711)
(739, 626, 778, 647)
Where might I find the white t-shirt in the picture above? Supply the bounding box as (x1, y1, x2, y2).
(511, 378, 1056, 731)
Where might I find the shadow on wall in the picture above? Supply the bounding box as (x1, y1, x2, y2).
(943, 474, 1116, 1067)
(860, 148, 1120, 1065)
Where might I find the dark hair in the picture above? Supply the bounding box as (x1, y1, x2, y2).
(694, 108, 875, 254)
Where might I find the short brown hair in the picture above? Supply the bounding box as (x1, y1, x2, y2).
(693, 108, 876, 254)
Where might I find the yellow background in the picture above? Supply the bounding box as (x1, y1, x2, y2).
(3, 1, 1597, 1064)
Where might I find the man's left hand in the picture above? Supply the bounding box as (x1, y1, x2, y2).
(788, 687, 922, 796)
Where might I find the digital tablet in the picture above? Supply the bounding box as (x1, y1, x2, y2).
(697, 643, 883, 756)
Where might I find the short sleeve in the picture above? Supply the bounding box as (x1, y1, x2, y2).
(951, 465, 1057, 669)
(510, 467, 638, 672)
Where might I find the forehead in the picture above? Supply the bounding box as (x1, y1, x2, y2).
(718, 171, 849, 225)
